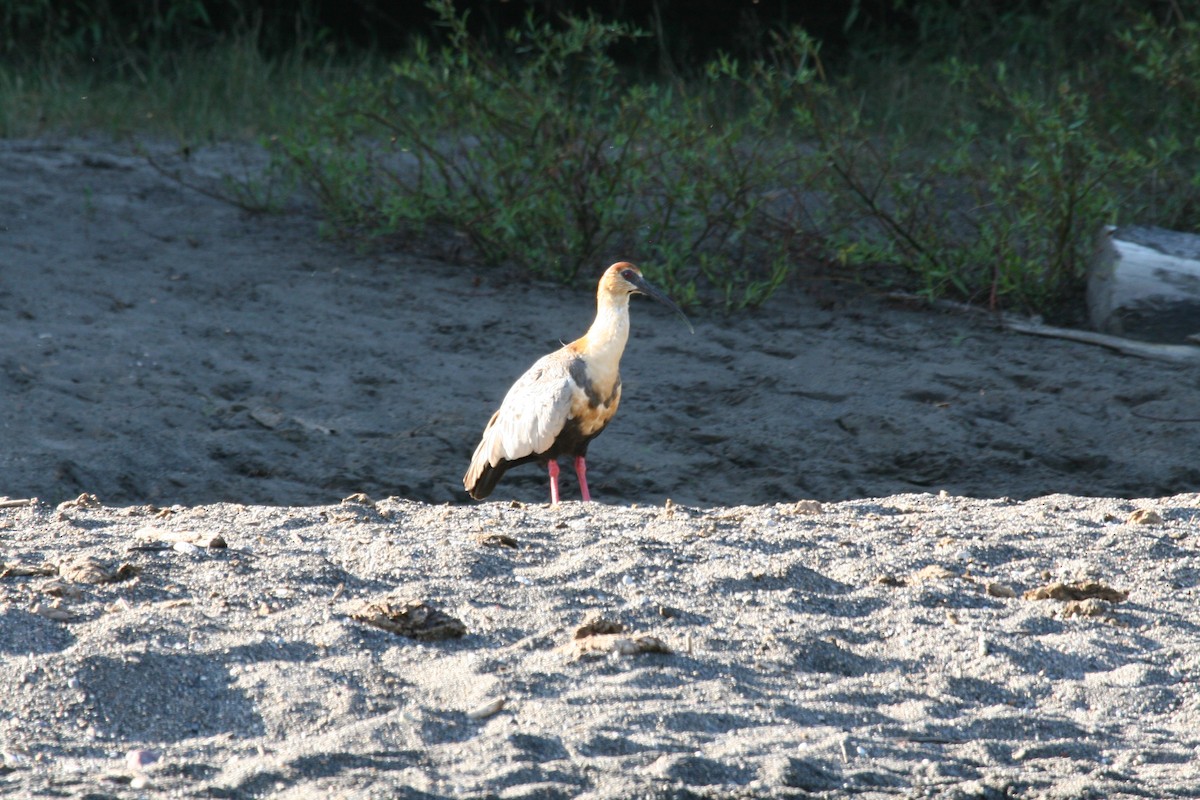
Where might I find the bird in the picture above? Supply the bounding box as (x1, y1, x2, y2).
(463, 262, 692, 503)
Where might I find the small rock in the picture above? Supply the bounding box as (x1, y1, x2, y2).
(911, 564, 958, 583)
(57, 556, 139, 584)
(350, 599, 467, 641)
(565, 632, 671, 660)
(1024, 581, 1128, 603)
(1127, 508, 1163, 525)
(1063, 597, 1126, 626)
(56, 493, 101, 512)
(125, 749, 160, 770)
(467, 697, 506, 720)
(573, 614, 625, 639)
(784, 499, 824, 515)
(30, 601, 73, 622)
(475, 532, 518, 549)
(565, 614, 670, 659)
(39, 579, 83, 599)
(0, 562, 57, 579)
(136, 527, 226, 549)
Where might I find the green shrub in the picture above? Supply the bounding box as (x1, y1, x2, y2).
(1115, 14, 1200, 229)
(276, 1, 835, 308)
(8, 0, 1196, 318)
(820, 64, 1146, 314)
(815, 8, 1199, 316)
(277, 2, 1200, 316)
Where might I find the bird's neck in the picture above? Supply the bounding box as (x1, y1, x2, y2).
(576, 293, 630, 376)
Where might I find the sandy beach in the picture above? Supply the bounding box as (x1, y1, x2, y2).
(1, 137, 1199, 798)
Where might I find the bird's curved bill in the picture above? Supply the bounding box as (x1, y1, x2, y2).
(629, 274, 695, 334)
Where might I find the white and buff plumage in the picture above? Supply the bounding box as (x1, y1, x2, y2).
(463, 262, 691, 503)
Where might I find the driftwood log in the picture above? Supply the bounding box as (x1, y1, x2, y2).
(1087, 225, 1200, 344)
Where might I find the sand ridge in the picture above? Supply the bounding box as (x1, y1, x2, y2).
(2, 493, 1198, 798)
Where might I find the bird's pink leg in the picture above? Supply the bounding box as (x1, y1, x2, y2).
(547, 459, 561, 505)
(574, 456, 591, 502)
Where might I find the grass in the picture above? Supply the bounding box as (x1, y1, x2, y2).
(0, 28, 368, 140)
(3, 1, 1197, 318)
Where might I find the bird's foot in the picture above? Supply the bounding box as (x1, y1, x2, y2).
(547, 460, 561, 505)
(574, 456, 591, 502)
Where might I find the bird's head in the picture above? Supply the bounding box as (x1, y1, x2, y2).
(601, 262, 694, 333)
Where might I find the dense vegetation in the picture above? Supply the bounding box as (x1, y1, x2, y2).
(3, 0, 1196, 316)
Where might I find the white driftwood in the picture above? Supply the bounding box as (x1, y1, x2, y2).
(887, 291, 1200, 364)
(1000, 316, 1200, 364)
(1087, 225, 1200, 343)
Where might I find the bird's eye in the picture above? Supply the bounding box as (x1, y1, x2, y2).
(620, 269, 636, 281)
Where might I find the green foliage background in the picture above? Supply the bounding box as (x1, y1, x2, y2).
(3, 0, 1197, 316)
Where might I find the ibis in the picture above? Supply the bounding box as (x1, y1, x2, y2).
(463, 262, 691, 503)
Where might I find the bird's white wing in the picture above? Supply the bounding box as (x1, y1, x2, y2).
(484, 353, 576, 464)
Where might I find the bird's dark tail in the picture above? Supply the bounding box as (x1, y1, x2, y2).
(464, 459, 507, 500)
